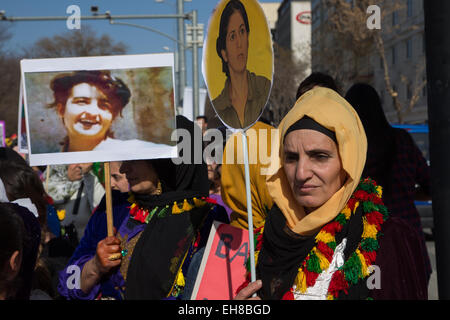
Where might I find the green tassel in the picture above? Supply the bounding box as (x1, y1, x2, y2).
(158, 205, 169, 218)
(328, 241, 337, 250)
(335, 213, 347, 225)
(360, 237, 379, 252)
(343, 253, 363, 285)
(377, 204, 389, 220)
(307, 252, 322, 273)
(146, 206, 159, 223)
(362, 201, 378, 214)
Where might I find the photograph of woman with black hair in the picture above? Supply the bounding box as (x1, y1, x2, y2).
(21, 54, 178, 166)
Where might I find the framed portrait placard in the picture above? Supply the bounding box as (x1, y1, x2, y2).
(21, 53, 177, 166)
(202, 0, 273, 130)
(17, 79, 28, 154)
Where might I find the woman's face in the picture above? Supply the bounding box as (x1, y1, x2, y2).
(283, 129, 347, 213)
(59, 82, 114, 140)
(221, 10, 248, 75)
(120, 160, 159, 195)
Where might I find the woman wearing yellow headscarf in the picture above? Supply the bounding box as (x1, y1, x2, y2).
(233, 87, 428, 300)
(221, 121, 275, 230)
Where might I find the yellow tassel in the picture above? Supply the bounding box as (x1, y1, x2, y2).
(376, 185, 383, 198)
(362, 217, 378, 239)
(176, 270, 185, 287)
(294, 269, 307, 293)
(342, 206, 352, 219)
(172, 201, 183, 214)
(57, 209, 66, 221)
(193, 197, 206, 207)
(316, 230, 335, 243)
(127, 193, 135, 204)
(182, 199, 194, 211)
(313, 247, 330, 270)
(255, 251, 260, 266)
(356, 249, 370, 277)
(353, 201, 360, 213)
(326, 293, 334, 300)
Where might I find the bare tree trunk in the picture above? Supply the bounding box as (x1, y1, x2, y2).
(374, 33, 403, 123)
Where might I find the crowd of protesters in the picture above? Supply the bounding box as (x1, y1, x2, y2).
(0, 72, 432, 300)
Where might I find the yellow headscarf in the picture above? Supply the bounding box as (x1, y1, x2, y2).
(266, 87, 367, 235)
(221, 121, 275, 229)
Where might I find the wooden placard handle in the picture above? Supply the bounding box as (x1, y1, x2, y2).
(103, 162, 114, 237)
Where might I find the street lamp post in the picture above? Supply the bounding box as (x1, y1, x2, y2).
(177, 0, 186, 109)
(191, 9, 199, 119)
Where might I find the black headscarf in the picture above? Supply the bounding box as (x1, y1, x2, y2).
(345, 83, 396, 197)
(125, 115, 211, 299)
(256, 202, 366, 300)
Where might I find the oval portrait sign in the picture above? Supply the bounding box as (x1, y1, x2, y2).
(296, 11, 311, 25)
(202, 0, 273, 130)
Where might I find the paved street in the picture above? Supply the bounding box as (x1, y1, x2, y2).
(424, 228, 438, 300)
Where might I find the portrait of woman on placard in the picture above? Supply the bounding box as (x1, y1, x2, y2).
(204, 0, 273, 130)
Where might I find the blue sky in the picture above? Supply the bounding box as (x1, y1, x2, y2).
(1, 0, 281, 87)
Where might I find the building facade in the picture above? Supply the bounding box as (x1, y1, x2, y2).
(275, 0, 311, 74)
(311, 0, 427, 124)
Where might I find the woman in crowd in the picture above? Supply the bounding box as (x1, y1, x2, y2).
(58, 116, 213, 300)
(345, 83, 432, 283)
(0, 203, 27, 300)
(233, 87, 428, 300)
(0, 148, 43, 299)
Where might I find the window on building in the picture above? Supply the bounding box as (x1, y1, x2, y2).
(392, 46, 396, 65)
(406, 38, 412, 59)
(407, 0, 413, 17)
(392, 11, 398, 26)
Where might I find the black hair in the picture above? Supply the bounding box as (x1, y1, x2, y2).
(0, 156, 48, 227)
(0, 203, 26, 299)
(296, 72, 339, 100)
(216, 0, 250, 78)
(196, 115, 208, 122)
(48, 70, 131, 118)
(345, 83, 396, 195)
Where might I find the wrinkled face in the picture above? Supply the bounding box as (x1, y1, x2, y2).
(283, 129, 347, 213)
(120, 160, 158, 195)
(221, 10, 248, 74)
(110, 161, 129, 193)
(59, 83, 114, 140)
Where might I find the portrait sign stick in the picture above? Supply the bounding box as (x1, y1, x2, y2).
(45, 165, 50, 193)
(241, 131, 256, 286)
(103, 162, 114, 238)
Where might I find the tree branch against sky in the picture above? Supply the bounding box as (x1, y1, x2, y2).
(264, 43, 309, 126)
(0, 25, 128, 136)
(22, 25, 127, 58)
